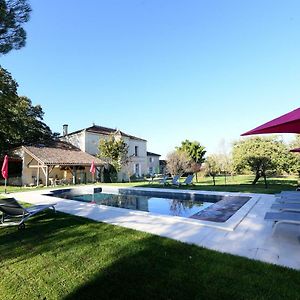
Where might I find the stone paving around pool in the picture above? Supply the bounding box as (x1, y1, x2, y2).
(10, 186, 300, 271)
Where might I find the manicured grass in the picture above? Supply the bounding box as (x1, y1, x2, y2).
(1, 175, 298, 195)
(0, 210, 300, 299)
(139, 175, 299, 194)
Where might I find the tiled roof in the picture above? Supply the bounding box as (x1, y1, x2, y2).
(147, 151, 161, 157)
(64, 125, 147, 141)
(23, 145, 104, 166)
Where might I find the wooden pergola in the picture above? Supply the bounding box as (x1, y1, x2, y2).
(22, 146, 104, 187)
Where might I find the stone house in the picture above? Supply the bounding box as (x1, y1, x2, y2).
(60, 124, 160, 181)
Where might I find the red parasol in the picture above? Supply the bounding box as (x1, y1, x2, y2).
(241, 107, 300, 136)
(1, 155, 8, 193)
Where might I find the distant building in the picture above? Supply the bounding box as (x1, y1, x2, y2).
(147, 152, 161, 175)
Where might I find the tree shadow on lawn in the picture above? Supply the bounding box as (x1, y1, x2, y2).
(63, 234, 300, 300)
(1, 211, 300, 299)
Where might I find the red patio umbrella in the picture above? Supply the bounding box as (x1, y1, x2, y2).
(90, 161, 96, 203)
(90, 160, 96, 182)
(241, 107, 300, 136)
(1, 155, 8, 193)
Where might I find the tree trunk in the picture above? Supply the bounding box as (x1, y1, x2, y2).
(195, 172, 198, 183)
(262, 171, 268, 188)
(212, 176, 216, 186)
(252, 170, 261, 185)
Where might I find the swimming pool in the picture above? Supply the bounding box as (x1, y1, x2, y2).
(49, 188, 251, 222)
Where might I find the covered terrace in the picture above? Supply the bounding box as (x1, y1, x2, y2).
(13, 142, 104, 187)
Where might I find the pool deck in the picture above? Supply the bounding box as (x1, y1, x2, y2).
(9, 186, 300, 271)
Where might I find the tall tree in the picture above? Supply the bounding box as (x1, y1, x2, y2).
(0, 0, 32, 55)
(0, 67, 56, 155)
(232, 137, 288, 188)
(176, 140, 206, 182)
(97, 133, 130, 181)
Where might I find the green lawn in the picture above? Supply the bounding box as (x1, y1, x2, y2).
(1, 175, 298, 195)
(139, 175, 299, 194)
(1, 210, 300, 300)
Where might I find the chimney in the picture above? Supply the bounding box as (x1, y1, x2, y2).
(63, 124, 68, 136)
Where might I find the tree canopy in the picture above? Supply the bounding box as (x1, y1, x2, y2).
(97, 133, 130, 174)
(0, 0, 31, 55)
(166, 151, 191, 176)
(285, 135, 300, 175)
(204, 155, 220, 186)
(232, 136, 289, 187)
(0, 67, 56, 155)
(176, 139, 206, 181)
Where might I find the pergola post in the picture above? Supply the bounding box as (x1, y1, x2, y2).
(36, 162, 40, 187)
(45, 166, 49, 187)
(73, 166, 76, 184)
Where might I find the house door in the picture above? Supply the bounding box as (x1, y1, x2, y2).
(135, 163, 140, 177)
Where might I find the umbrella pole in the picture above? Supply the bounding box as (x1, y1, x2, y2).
(4, 178, 7, 194)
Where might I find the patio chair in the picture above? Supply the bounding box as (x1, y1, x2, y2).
(275, 196, 300, 204)
(171, 175, 181, 186)
(0, 198, 56, 230)
(271, 203, 300, 212)
(275, 191, 300, 198)
(264, 211, 300, 234)
(158, 176, 169, 185)
(180, 174, 194, 186)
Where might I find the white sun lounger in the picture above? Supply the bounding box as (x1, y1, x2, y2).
(271, 203, 300, 212)
(265, 211, 300, 234)
(275, 191, 300, 198)
(275, 197, 300, 204)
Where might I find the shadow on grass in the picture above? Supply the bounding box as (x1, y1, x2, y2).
(1, 211, 300, 299)
(63, 234, 300, 300)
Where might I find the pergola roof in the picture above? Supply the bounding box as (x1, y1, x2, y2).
(23, 145, 104, 166)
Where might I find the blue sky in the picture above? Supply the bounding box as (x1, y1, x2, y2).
(1, 0, 299, 157)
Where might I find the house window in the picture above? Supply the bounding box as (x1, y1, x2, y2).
(149, 157, 153, 163)
(135, 146, 138, 156)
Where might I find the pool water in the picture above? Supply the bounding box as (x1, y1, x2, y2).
(73, 192, 214, 218)
(49, 188, 251, 222)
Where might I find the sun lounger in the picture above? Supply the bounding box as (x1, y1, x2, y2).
(271, 203, 300, 212)
(275, 197, 300, 204)
(172, 174, 194, 187)
(265, 211, 300, 234)
(158, 176, 169, 185)
(180, 174, 194, 186)
(0, 198, 56, 230)
(171, 175, 181, 186)
(275, 191, 300, 198)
